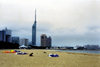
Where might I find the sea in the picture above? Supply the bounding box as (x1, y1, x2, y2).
(57, 50, 100, 54)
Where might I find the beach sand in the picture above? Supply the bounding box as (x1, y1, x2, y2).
(0, 49, 100, 67)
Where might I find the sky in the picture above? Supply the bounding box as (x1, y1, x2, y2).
(0, 0, 100, 47)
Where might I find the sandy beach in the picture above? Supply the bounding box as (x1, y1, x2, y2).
(0, 49, 100, 67)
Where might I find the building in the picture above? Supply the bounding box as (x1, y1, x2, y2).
(12, 37, 20, 44)
(84, 45, 100, 50)
(47, 36, 52, 47)
(41, 34, 52, 48)
(0, 31, 2, 41)
(5, 28, 12, 42)
(0, 28, 12, 42)
(32, 9, 37, 46)
(41, 34, 47, 47)
(20, 38, 29, 46)
(0, 30, 6, 42)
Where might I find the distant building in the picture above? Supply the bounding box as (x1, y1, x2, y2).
(20, 38, 29, 46)
(0, 30, 6, 42)
(47, 36, 52, 47)
(84, 45, 100, 50)
(41, 34, 47, 47)
(12, 37, 20, 44)
(5, 28, 12, 42)
(41, 34, 52, 48)
(32, 9, 37, 46)
(0, 28, 12, 42)
(0, 31, 2, 41)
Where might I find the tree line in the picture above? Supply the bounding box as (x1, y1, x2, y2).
(0, 41, 19, 49)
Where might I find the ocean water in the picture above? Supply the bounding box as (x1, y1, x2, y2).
(57, 50, 100, 54)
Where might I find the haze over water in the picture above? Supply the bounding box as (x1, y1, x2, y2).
(58, 50, 100, 54)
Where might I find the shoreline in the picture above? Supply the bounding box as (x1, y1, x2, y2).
(0, 49, 100, 54)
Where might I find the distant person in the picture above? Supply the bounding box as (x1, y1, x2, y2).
(43, 52, 47, 53)
(29, 53, 33, 56)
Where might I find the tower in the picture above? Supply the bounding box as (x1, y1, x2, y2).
(32, 9, 37, 46)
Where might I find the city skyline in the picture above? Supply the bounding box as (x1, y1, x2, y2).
(0, 0, 100, 46)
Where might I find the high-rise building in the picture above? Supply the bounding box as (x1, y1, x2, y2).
(32, 9, 37, 46)
(47, 36, 52, 47)
(0, 31, 2, 41)
(12, 37, 20, 44)
(5, 28, 12, 42)
(0, 30, 6, 42)
(41, 34, 52, 48)
(0, 28, 12, 42)
(41, 34, 47, 47)
(20, 38, 29, 46)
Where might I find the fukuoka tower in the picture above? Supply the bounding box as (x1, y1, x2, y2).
(32, 9, 37, 46)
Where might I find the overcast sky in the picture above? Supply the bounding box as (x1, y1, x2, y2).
(0, 0, 100, 46)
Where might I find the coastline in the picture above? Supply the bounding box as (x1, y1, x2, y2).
(56, 49, 100, 54)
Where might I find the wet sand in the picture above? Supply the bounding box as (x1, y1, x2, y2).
(0, 49, 100, 67)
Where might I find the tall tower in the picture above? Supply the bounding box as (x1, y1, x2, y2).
(32, 9, 37, 46)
